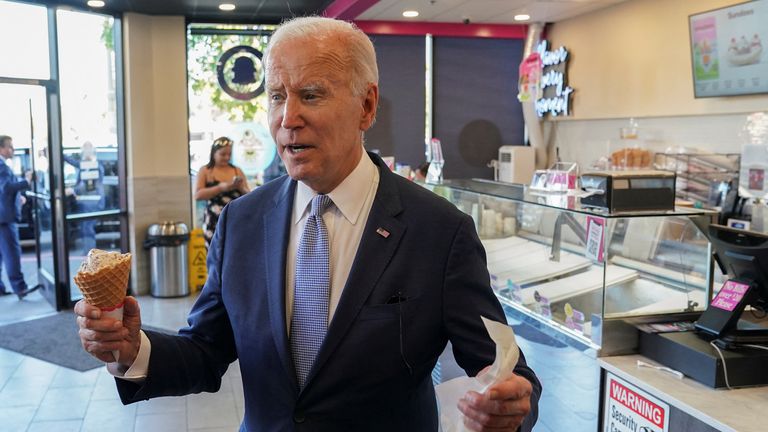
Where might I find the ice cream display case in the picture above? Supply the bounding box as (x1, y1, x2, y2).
(427, 179, 719, 355)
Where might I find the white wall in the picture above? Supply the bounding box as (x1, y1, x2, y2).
(541, 0, 767, 167)
(551, 113, 750, 168)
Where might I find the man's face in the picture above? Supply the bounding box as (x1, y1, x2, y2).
(0, 139, 14, 159)
(266, 37, 378, 193)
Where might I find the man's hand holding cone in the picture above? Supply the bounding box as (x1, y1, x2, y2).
(74, 249, 142, 368)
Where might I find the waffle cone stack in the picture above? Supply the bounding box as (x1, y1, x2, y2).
(74, 249, 132, 309)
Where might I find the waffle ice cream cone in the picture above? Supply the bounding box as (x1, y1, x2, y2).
(74, 249, 132, 309)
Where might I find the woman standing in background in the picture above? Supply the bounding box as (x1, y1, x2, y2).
(194, 136, 250, 247)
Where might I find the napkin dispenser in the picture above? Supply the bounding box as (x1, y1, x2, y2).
(580, 170, 676, 212)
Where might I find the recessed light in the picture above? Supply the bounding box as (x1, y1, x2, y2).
(219, 3, 236, 11)
(514, 14, 530, 21)
(402, 10, 419, 18)
(87, 0, 105, 7)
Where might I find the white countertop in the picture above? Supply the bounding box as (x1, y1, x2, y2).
(599, 355, 768, 432)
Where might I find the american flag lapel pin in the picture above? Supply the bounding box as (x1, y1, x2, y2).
(376, 227, 390, 238)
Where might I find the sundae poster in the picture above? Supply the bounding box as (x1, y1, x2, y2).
(690, 1, 767, 97)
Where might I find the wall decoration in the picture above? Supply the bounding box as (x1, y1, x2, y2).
(535, 40, 574, 117)
(216, 45, 265, 101)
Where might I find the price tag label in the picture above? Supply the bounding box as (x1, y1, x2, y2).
(564, 303, 585, 333)
(534, 291, 552, 319)
(508, 279, 522, 304)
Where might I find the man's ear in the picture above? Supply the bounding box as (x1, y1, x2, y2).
(359, 83, 379, 131)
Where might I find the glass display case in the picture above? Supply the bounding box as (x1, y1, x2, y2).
(654, 152, 740, 207)
(428, 179, 719, 355)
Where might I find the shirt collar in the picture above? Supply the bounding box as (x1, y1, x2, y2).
(293, 149, 376, 225)
(0, 154, 7, 163)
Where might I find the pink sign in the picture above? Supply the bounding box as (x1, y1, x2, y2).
(710, 280, 750, 312)
(518, 52, 542, 102)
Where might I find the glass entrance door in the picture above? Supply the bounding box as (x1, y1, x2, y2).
(56, 9, 127, 305)
(1, 2, 126, 311)
(0, 82, 60, 309)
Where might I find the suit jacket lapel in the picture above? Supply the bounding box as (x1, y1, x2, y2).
(307, 154, 405, 386)
(263, 177, 298, 388)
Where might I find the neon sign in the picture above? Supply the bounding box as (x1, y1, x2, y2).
(535, 40, 574, 117)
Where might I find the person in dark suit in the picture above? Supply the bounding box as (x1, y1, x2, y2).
(75, 17, 541, 431)
(0, 135, 39, 300)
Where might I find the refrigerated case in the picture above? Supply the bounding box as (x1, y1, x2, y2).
(429, 179, 717, 355)
(427, 179, 720, 431)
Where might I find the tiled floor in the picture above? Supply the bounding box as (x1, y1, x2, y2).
(1, 252, 563, 432)
(0, 291, 246, 432)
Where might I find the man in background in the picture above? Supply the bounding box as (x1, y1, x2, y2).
(64, 141, 105, 255)
(0, 135, 38, 300)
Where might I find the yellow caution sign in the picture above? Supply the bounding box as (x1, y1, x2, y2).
(188, 228, 208, 294)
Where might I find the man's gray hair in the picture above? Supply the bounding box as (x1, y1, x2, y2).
(264, 16, 379, 97)
(0, 135, 11, 148)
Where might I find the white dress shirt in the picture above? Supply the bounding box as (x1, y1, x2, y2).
(111, 149, 380, 381)
(285, 150, 379, 331)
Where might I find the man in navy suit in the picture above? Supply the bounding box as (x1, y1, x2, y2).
(76, 17, 541, 431)
(0, 135, 38, 300)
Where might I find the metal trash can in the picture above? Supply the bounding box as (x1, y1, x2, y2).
(144, 221, 190, 298)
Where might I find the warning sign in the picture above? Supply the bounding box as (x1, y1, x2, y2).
(604, 373, 669, 432)
(188, 228, 208, 293)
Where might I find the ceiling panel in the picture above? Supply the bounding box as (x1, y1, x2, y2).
(29, 0, 335, 23)
(26, 0, 626, 24)
(357, 0, 627, 24)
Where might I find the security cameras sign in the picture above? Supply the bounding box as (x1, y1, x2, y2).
(217, 45, 265, 101)
(603, 373, 669, 432)
(535, 40, 574, 117)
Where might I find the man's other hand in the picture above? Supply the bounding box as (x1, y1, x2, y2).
(458, 373, 533, 431)
(75, 296, 142, 369)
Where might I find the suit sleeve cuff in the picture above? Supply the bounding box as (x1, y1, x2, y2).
(107, 330, 151, 382)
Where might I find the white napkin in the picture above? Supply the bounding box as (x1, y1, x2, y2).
(436, 317, 520, 432)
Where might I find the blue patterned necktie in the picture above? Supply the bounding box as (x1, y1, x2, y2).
(290, 194, 333, 389)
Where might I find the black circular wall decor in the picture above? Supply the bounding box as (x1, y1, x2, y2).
(216, 45, 265, 101)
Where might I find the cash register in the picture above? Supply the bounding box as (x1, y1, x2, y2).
(696, 224, 768, 347)
(640, 224, 768, 388)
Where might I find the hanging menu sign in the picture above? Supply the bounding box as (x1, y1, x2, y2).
(535, 40, 574, 117)
(689, 1, 768, 98)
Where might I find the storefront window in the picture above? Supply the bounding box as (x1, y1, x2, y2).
(187, 24, 284, 228)
(1, 3, 126, 309)
(0, 1, 50, 79)
(56, 9, 120, 214)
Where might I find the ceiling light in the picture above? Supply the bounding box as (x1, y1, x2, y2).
(514, 14, 530, 21)
(219, 3, 236, 11)
(87, 0, 105, 7)
(402, 10, 419, 18)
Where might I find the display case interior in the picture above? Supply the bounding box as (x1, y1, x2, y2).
(429, 179, 720, 355)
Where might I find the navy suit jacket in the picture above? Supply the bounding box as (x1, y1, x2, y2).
(117, 153, 541, 431)
(0, 160, 28, 223)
